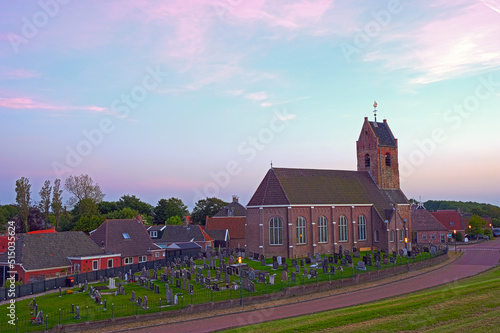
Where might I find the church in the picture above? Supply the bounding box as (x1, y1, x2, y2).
(245, 116, 411, 258)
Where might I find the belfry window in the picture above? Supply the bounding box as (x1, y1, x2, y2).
(365, 154, 370, 167)
(385, 153, 391, 166)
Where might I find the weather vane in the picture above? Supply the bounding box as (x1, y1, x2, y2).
(373, 101, 378, 122)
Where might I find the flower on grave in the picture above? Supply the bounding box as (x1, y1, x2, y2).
(67, 290, 74, 294)
(31, 317, 35, 321)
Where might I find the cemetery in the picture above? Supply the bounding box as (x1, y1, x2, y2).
(0, 247, 446, 332)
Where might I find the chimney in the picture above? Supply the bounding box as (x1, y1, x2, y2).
(232, 195, 239, 203)
(136, 215, 143, 224)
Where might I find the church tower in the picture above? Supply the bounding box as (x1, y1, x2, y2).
(356, 106, 400, 190)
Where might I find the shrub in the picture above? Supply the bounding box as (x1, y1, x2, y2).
(455, 232, 464, 242)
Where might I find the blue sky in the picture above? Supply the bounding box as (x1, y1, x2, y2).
(1, 0, 499, 209)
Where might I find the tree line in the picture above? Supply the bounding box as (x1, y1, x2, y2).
(1, 174, 229, 234)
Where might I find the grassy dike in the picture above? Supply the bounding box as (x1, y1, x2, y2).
(222, 265, 500, 333)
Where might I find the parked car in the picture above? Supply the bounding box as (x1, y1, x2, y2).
(492, 228, 500, 237)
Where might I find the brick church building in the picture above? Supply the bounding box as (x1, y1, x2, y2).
(246, 117, 411, 258)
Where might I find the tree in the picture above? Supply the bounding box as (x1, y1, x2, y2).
(15, 177, 31, 233)
(153, 197, 189, 224)
(117, 194, 153, 215)
(166, 215, 183, 225)
(468, 214, 488, 236)
(72, 198, 100, 220)
(11, 207, 46, 233)
(106, 207, 139, 220)
(190, 197, 229, 225)
(64, 174, 105, 207)
(74, 215, 105, 233)
(51, 179, 63, 231)
(98, 201, 118, 215)
(39, 180, 52, 228)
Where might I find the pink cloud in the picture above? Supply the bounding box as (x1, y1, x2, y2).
(245, 91, 269, 101)
(0, 66, 40, 79)
(0, 96, 107, 114)
(364, 1, 500, 84)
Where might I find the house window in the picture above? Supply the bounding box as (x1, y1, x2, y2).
(318, 216, 328, 243)
(422, 235, 427, 240)
(122, 233, 130, 239)
(358, 215, 367, 241)
(365, 154, 370, 167)
(269, 217, 283, 245)
(107, 259, 113, 268)
(155, 252, 160, 258)
(399, 229, 404, 242)
(74, 264, 80, 272)
(150, 231, 158, 238)
(296, 217, 307, 244)
(124, 257, 133, 265)
(92, 260, 98, 271)
(450, 222, 454, 226)
(374, 230, 379, 242)
(139, 256, 147, 263)
(390, 230, 395, 242)
(163, 252, 165, 257)
(229, 208, 235, 216)
(431, 234, 436, 240)
(339, 216, 348, 242)
(385, 153, 391, 166)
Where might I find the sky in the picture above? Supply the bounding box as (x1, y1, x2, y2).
(1, 0, 499, 210)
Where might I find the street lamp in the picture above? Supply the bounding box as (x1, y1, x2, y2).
(454, 229, 457, 253)
(404, 237, 409, 270)
(238, 256, 242, 306)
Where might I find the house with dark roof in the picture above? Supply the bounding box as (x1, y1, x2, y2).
(89, 218, 164, 266)
(153, 225, 214, 251)
(0, 231, 120, 284)
(147, 225, 166, 241)
(205, 195, 247, 249)
(246, 117, 411, 258)
(411, 204, 449, 244)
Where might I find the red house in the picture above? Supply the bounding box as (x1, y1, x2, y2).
(0, 231, 120, 284)
(205, 195, 247, 249)
(411, 204, 449, 244)
(90, 218, 165, 265)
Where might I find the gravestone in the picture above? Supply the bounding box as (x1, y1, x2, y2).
(143, 296, 149, 309)
(84, 280, 88, 292)
(260, 255, 266, 266)
(344, 250, 350, 257)
(190, 284, 194, 294)
(291, 272, 296, 282)
(141, 266, 149, 279)
(300, 259, 305, 267)
(269, 274, 276, 285)
(295, 265, 300, 273)
(108, 277, 116, 289)
(383, 257, 388, 265)
(283, 262, 288, 271)
(248, 270, 256, 280)
(137, 297, 142, 307)
(59, 286, 62, 297)
(258, 273, 266, 284)
(292, 259, 298, 267)
(303, 268, 308, 276)
(74, 307, 80, 320)
(315, 253, 321, 261)
(341, 258, 347, 266)
(310, 269, 317, 278)
(227, 267, 233, 275)
(103, 299, 107, 311)
(353, 251, 361, 258)
(176, 279, 181, 288)
(249, 281, 255, 292)
(277, 256, 282, 265)
(70, 304, 74, 314)
(328, 256, 333, 264)
(330, 266, 335, 274)
(225, 273, 230, 284)
(431, 246, 437, 255)
(346, 255, 353, 264)
(273, 261, 279, 270)
(403, 248, 408, 256)
(207, 270, 211, 279)
(155, 285, 160, 294)
(216, 270, 221, 280)
(305, 257, 311, 264)
(281, 270, 288, 282)
(389, 257, 396, 264)
(375, 261, 381, 268)
(323, 265, 328, 274)
(357, 261, 366, 271)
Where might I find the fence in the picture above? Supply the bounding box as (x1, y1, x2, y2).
(0, 248, 200, 301)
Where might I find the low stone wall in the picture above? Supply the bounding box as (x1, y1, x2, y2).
(51, 253, 449, 332)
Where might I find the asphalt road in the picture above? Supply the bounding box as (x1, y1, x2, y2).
(130, 239, 500, 333)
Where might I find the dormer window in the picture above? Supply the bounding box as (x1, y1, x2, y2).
(365, 154, 370, 167)
(228, 208, 235, 216)
(385, 153, 391, 166)
(150, 231, 158, 238)
(122, 233, 130, 239)
(450, 222, 454, 226)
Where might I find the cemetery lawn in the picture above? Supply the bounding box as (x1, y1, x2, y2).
(0, 251, 441, 332)
(221, 265, 500, 333)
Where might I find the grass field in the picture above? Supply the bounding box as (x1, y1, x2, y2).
(222, 265, 500, 333)
(0, 251, 442, 332)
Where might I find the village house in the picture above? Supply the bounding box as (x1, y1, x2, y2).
(0, 231, 120, 284)
(246, 116, 412, 258)
(205, 195, 247, 249)
(411, 203, 449, 244)
(89, 218, 164, 266)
